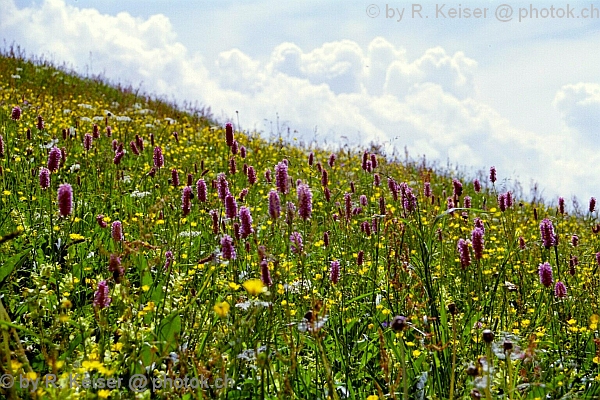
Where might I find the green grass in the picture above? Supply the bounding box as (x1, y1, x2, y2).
(0, 47, 599, 399)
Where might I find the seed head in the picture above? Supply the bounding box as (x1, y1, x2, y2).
(391, 315, 408, 332)
(482, 329, 494, 343)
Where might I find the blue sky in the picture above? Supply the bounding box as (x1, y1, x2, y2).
(2, 0, 600, 204)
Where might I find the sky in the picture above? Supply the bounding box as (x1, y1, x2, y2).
(1, 0, 600, 205)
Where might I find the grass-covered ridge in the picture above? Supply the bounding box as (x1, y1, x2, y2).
(0, 49, 599, 399)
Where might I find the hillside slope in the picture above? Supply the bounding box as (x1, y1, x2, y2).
(1, 50, 599, 399)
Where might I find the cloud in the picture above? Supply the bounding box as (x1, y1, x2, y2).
(553, 83, 600, 144)
(1, 0, 599, 201)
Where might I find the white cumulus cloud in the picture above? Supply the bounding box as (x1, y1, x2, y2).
(1, 0, 599, 202)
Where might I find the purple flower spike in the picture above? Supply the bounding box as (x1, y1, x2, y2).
(452, 179, 463, 197)
(275, 161, 289, 194)
(239, 206, 254, 238)
(328, 153, 336, 168)
(153, 146, 164, 168)
(558, 197, 565, 215)
(330, 260, 340, 284)
(489, 166, 496, 183)
(96, 214, 107, 228)
(424, 182, 431, 198)
(83, 134, 93, 151)
(269, 189, 281, 219)
(261, 259, 272, 286)
(217, 173, 229, 200)
(111, 221, 123, 242)
(247, 166, 257, 185)
(57, 183, 73, 217)
(220, 235, 236, 260)
(538, 262, 553, 288)
(39, 167, 50, 190)
(464, 196, 472, 208)
(164, 250, 174, 270)
(171, 169, 180, 187)
(225, 122, 234, 147)
(129, 141, 140, 156)
(113, 150, 124, 165)
(196, 179, 207, 202)
(471, 227, 484, 260)
(554, 281, 567, 298)
(11, 106, 21, 121)
(457, 239, 471, 268)
(473, 179, 481, 193)
(290, 231, 303, 254)
(297, 183, 313, 220)
(36, 115, 44, 131)
(539, 219, 555, 249)
(498, 193, 507, 212)
(182, 186, 192, 216)
(48, 147, 62, 172)
(93, 280, 111, 309)
(225, 193, 237, 219)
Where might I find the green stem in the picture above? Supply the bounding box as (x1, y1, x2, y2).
(449, 316, 457, 400)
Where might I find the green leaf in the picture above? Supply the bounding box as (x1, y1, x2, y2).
(157, 312, 181, 351)
(0, 247, 31, 285)
(59, 333, 83, 360)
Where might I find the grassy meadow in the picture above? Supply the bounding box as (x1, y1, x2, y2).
(0, 48, 599, 399)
